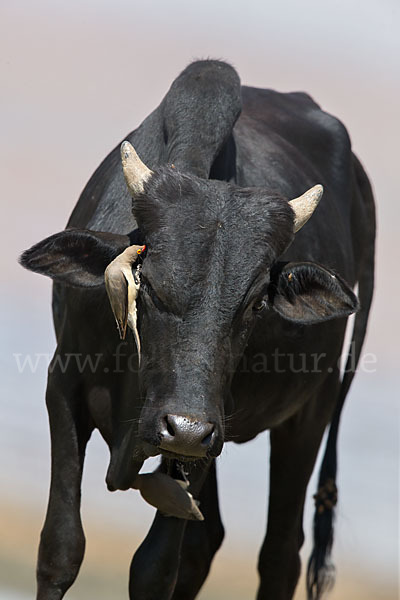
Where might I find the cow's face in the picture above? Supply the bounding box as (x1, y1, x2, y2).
(20, 143, 358, 463)
(116, 142, 357, 461)
(131, 167, 295, 459)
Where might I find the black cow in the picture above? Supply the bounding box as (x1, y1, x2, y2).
(21, 60, 375, 600)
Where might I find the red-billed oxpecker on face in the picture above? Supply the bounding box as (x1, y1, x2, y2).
(104, 244, 145, 360)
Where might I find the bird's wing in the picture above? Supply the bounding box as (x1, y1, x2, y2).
(104, 262, 129, 339)
(104, 245, 144, 344)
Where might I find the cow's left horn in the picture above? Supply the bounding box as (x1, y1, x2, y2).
(289, 184, 323, 233)
(121, 141, 153, 195)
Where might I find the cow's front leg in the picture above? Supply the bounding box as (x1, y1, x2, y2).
(172, 460, 224, 600)
(129, 512, 187, 600)
(257, 390, 336, 600)
(36, 369, 92, 600)
(129, 460, 212, 600)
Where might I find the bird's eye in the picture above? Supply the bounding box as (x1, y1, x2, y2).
(253, 299, 267, 312)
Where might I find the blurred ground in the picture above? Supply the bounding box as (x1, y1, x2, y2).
(0, 498, 395, 600)
(0, 505, 396, 600)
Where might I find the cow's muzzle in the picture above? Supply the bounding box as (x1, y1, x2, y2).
(158, 414, 217, 457)
(141, 412, 223, 460)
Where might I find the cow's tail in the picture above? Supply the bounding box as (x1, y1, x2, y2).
(306, 159, 375, 600)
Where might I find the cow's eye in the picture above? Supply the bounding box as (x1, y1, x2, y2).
(253, 299, 267, 312)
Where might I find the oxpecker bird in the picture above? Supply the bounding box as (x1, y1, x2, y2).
(104, 244, 145, 359)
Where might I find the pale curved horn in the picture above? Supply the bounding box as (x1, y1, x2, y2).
(289, 184, 323, 233)
(121, 141, 153, 195)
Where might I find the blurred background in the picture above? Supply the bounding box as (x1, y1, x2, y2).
(1, 1, 398, 598)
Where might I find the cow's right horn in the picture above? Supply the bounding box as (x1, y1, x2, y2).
(289, 184, 323, 233)
(121, 141, 153, 195)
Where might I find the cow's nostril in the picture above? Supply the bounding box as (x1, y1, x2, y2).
(201, 429, 214, 447)
(165, 415, 176, 437)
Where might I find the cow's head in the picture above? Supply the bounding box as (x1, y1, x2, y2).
(20, 142, 358, 462)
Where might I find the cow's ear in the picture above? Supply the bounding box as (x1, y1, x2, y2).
(20, 229, 131, 287)
(268, 261, 359, 324)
